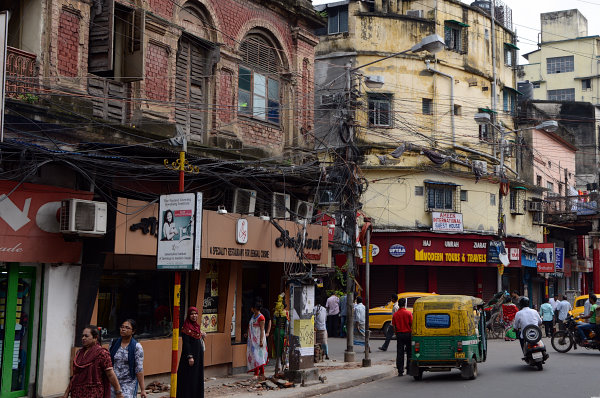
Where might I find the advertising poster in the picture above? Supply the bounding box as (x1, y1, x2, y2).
(157, 193, 202, 270)
(290, 284, 314, 356)
(554, 247, 564, 273)
(201, 263, 219, 333)
(537, 243, 555, 273)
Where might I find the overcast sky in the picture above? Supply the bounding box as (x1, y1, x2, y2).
(311, 0, 600, 63)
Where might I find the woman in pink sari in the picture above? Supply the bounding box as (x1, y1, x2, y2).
(247, 302, 268, 379)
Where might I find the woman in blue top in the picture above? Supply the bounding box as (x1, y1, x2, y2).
(109, 319, 146, 398)
(539, 297, 554, 337)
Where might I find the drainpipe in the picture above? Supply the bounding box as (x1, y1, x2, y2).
(426, 60, 455, 146)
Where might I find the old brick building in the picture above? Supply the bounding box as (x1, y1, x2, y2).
(0, 0, 324, 396)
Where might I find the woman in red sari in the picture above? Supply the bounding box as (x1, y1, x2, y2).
(64, 325, 123, 398)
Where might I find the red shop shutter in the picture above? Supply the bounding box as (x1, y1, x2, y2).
(436, 267, 476, 296)
(369, 266, 398, 307)
(403, 266, 428, 292)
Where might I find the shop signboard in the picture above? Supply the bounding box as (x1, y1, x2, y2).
(431, 212, 463, 232)
(157, 193, 203, 270)
(536, 243, 555, 273)
(487, 241, 502, 264)
(554, 247, 564, 273)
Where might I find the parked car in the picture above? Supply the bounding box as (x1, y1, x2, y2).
(368, 292, 437, 335)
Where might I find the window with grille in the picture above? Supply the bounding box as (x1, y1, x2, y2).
(425, 183, 460, 212)
(479, 124, 491, 141)
(368, 94, 392, 127)
(547, 88, 575, 101)
(510, 189, 525, 214)
(238, 36, 281, 124)
(504, 47, 514, 66)
(328, 6, 349, 34)
(582, 79, 592, 91)
(444, 22, 467, 53)
(547, 56, 574, 74)
(422, 98, 433, 115)
(503, 91, 515, 114)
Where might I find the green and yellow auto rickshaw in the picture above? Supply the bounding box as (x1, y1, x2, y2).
(408, 295, 487, 381)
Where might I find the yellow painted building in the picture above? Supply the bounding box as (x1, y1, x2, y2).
(521, 9, 600, 103)
(315, 0, 545, 300)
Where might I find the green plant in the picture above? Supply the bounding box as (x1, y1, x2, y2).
(17, 93, 39, 104)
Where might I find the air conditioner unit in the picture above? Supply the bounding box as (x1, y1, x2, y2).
(295, 200, 314, 221)
(60, 199, 108, 236)
(272, 193, 290, 219)
(407, 9, 424, 18)
(527, 200, 543, 212)
(232, 188, 257, 214)
(472, 160, 488, 174)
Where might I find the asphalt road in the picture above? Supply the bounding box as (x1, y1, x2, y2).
(324, 336, 600, 397)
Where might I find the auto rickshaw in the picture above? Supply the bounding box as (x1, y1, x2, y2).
(408, 295, 487, 381)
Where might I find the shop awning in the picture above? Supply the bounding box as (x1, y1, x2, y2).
(504, 86, 524, 96)
(504, 42, 520, 50)
(445, 19, 470, 27)
(478, 107, 498, 114)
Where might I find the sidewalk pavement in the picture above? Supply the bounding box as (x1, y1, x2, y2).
(204, 336, 398, 398)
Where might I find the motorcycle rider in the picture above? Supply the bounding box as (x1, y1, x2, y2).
(513, 297, 543, 351)
(576, 293, 598, 344)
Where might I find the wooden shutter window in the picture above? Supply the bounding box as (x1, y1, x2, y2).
(240, 37, 279, 74)
(89, 0, 115, 72)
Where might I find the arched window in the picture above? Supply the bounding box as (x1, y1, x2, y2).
(238, 35, 282, 124)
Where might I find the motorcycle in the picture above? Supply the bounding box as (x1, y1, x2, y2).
(518, 325, 549, 370)
(551, 315, 600, 352)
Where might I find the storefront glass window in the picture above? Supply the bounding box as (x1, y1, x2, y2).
(98, 272, 185, 340)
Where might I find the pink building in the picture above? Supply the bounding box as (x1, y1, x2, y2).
(530, 128, 577, 197)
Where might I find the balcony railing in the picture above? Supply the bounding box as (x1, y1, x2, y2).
(6, 46, 37, 99)
(543, 193, 600, 224)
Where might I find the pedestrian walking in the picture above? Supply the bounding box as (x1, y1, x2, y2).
(379, 295, 399, 351)
(64, 326, 123, 398)
(177, 307, 206, 398)
(247, 302, 268, 380)
(339, 294, 347, 337)
(353, 296, 370, 352)
(556, 295, 572, 331)
(326, 292, 340, 337)
(539, 298, 554, 337)
(392, 298, 412, 376)
(256, 297, 272, 354)
(109, 319, 146, 398)
(314, 302, 329, 360)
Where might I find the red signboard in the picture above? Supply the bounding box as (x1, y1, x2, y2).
(536, 243, 555, 273)
(0, 181, 93, 263)
(367, 232, 523, 267)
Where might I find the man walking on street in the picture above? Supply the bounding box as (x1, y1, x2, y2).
(556, 295, 571, 331)
(379, 295, 399, 351)
(326, 292, 340, 337)
(392, 298, 412, 376)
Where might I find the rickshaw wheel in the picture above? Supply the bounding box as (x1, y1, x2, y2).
(461, 362, 477, 380)
(413, 369, 423, 381)
(469, 362, 478, 380)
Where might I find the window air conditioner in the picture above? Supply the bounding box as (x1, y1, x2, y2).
(60, 199, 108, 236)
(232, 188, 257, 214)
(472, 160, 488, 174)
(295, 200, 314, 221)
(272, 193, 290, 219)
(527, 200, 543, 212)
(407, 9, 424, 18)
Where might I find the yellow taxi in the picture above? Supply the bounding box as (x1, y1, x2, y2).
(570, 294, 588, 320)
(368, 292, 437, 334)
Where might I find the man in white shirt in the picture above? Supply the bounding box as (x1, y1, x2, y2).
(556, 295, 572, 331)
(513, 297, 542, 350)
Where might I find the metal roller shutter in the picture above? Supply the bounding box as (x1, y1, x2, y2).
(403, 266, 428, 293)
(437, 267, 476, 296)
(369, 266, 398, 307)
(482, 267, 499, 302)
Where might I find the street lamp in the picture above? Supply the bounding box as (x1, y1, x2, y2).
(473, 115, 559, 290)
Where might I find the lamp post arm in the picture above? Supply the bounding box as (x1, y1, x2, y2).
(351, 49, 412, 72)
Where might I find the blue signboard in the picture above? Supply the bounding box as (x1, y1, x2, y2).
(521, 253, 537, 268)
(555, 247, 564, 272)
(389, 244, 406, 257)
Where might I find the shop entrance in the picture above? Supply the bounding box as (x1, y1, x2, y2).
(0, 264, 36, 398)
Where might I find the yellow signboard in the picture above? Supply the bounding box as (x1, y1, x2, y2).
(414, 249, 487, 263)
(294, 317, 315, 348)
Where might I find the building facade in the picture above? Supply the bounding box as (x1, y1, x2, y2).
(521, 9, 600, 104)
(314, 0, 547, 306)
(0, 0, 325, 396)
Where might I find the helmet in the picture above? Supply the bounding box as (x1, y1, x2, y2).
(519, 296, 530, 309)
